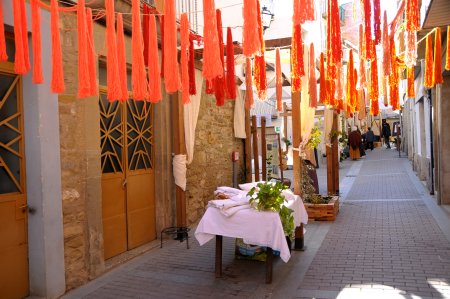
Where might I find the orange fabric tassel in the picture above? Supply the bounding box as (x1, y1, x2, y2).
(276, 48, 282, 111)
(226, 27, 236, 99)
(405, 0, 419, 32)
(434, 27, 443, 85)
(77, 0, 90, 98)
(358, 89, 366, 119)
(407, 66, 415, 98)
(105, 0, 120, 100)
(163, 0, 180, 94)
(86, 8, 98, 97)
(362, 0, 373, 60)
(188, 37, 196, 95)
(291, 24, 304, 92)
(373, 0, 381, 45)
(319, 52, 327, 105)
(116, 13, 128, 101)
(326, 0, 342, 79)
(346, 50, 354, 111)
(353, 69, 359, 112)
(206, 80, 214, 94)
(213, 9, 226, 106)
(50, 0, 65, 93)
(424, 34, 434, 88)
(446, 26, 450, 71)
(335, 63, 343, 110)
(359, 25, 366, 88)
(390, 81, 399, 111)
(202, 0, 224, 80)
(148, 15, 162, 103)
(309, 43, 318, 108)
(180, 13, 190, 105)
(142, 4, 150, 66)
(254, 55, 267, 100)
(12, 0, 29, 74)
(293, 0, 315, 25)
(382, 11, 390, 77)
(160, 16, 165, 79)
(370, 45, 379, 116)
(243, 0, 261, 57)
(245, 58, 254, 109)
(0, 0, 7, 61)
(31, 0, 43, 83)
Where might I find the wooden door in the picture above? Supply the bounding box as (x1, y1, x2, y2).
(100, 93, 155, 259)
(0, 65, 29, 298)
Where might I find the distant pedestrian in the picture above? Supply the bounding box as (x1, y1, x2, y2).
(382, 120, 391, 149)
(348, 126, 362, 160)
(366, 127, 375, 151)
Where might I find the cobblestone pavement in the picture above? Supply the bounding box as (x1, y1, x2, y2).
(63, 149, 450, 299)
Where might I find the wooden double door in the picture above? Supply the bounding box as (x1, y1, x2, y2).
(0, 64, 29, 298)
(99, 92, 156, 259)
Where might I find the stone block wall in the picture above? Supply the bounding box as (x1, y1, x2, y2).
(185, 90, 245, 225)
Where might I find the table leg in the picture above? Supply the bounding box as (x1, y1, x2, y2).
(215, 235, 223, 278)
(265, 247, 273, 284)
(294, 224, 304, 250)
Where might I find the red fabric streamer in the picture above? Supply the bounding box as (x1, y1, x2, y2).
(142, 4, 150, 66)
(335, 62, 343, 109)
(148, 14, 162, 103)
(359, 24, 366, 62)
(390, 80, 399, 111)
(12, 0, 29, 74)
(160, 16, 164, 79)
(226, 27, 236, 99)
(434, 27, 443, 85)
(326, 0, 342, 79)
(382, 11, 390, 77)
(373, 0, 381, 45)
(206, 80, 214, 94)
(77, 0, 90, 98)
(0, 0, 7, 62)
(369, 44, 379, 116)
(243, 0, 261, 57)
(202, 0, 224, 80)
(245, 58, 254, 109)
(291, 24, 304, 92)
(213, 9, 226, 106)
(116, 13, 128, 101)
(353, 69, 358, 112)
(446, 26, 450, 71)
(319, 52, 327, 104)
(405, 0, 419, 32)
(86, 8, 98, 97)
(293, 0, 315, 25)
(31, 0, 43, 83)
(407, 66, 415, 99)
(105, 0, 120, 100)
(346, 50, 354, 111)
(180, 13, 191, 105)
(362, 0, 373, 60)
(254, 55, 267, 99)
(188, 37, 197, 95)
(309, 43, 317, 108)
(276, 48, 282, 112)
(359, 25, 366, 88)
(424, 34, 434, 88)
(163, 0, 179, 94)
(50, 0, 64, 93)
(20, 0, 30, 71)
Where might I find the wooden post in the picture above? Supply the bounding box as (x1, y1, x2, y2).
(326, 145, 334, 194)
(215, 235, 223, 278)
(245, 109, 252, 182)
(265, 247, 273, 284)
(277, 133, 284, 182)
(252, 116, 260, 181)
(261, 116, 267, 181)
(332, 111, 339, 194)
(283, 102, 289, 138)
(172, 93, 187, 227)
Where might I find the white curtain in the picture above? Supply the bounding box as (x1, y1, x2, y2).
(234, 88, 247, 139)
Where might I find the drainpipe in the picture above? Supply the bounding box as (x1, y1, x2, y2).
(428, 89, 435, 196)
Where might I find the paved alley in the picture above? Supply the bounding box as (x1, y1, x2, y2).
(62, 149, 450, 299)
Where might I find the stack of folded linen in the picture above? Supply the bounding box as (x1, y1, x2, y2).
(209, 187, 250, 217)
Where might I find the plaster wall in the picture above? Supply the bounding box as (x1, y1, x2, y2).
(438, 79, 450, 204)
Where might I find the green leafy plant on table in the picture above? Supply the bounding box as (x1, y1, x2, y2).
(247, 181, 295, 239)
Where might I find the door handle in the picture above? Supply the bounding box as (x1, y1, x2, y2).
(19, 204, 36, 214)
(19, 204, 28, 212)
(122, 178, 127, 189)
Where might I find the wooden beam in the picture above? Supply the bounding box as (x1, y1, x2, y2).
(252, 116, 260, 182)
(261, 117, 267, 181)
(326, 145, 334, 194)
(245, 109, 252, 183)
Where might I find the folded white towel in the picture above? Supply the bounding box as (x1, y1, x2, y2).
(221, 204, 251, 217)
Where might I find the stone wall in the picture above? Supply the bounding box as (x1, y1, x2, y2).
(185, 90, 245, 225)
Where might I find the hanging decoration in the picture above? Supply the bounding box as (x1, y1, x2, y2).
(353, 69, 359, 112)
(335, 63, 344, 112)
(213, 9, 226, 106)
(116, 13, 128, 101)
(326, 0, 342, 79)
(50, 0, 65, 93)
(77, 0, 90, 98)
(291, 24, 304, 92)
(276, 48, 282, 112)
(206, 80, 214, 94)
(362, 0, 373, 60)
(31, 0, 43, 83)
(446, 26, 450, 71)
(390, 77, 399, 110)
(202, 0, 224, 80)
(382, 11, 390, 77)
(434, 27, 443, 85)
(293, 0, 315, 25)
(254, 0, 267, 100)
(86, 8, 98, 97)
(319, 52, 327, 104)
(359, 24, 366, 88)
(243, 0, 261, 57)
(142, 4, 150, 66)
(245, 58, 254, 109)
(180, 13, 191, 104)
(369, 42, 379, 116)
(405, 0, 419, 32)
(407, 66, 415, 98)
(160, 15, 165, 79)
(163, 0, 179, 94)
(148, 14, 162, 103)
(188, 38, 197, 95)
(424, 34, 434, 88)
(226, 27, 236, 99)
(105, 0, 120, 100)
(358, 89, 366, 119)
(0, 0, 7, 61)
(308, 43, 318, 108)
(13, 0, 30, 74)
(346, 49, 355, 112)
(373, 0, 381, 45)
(388, 35, 399, 109)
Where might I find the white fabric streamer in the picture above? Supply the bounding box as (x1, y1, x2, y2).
(173, 154, 187, 191)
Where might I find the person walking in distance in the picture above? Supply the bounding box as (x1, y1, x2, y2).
(366, 127, 375, 151)
(348, 126, 362, 160)
(381, 120, 391, 149)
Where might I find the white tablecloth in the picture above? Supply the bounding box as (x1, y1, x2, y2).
(195, 193, 308, 263)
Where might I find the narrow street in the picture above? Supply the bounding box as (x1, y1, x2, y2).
(62, 149, 450, 299)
